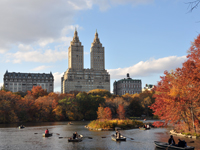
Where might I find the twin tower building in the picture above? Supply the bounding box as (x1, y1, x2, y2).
(61, 29, 110, 93)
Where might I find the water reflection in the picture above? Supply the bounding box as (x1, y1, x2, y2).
(0, 121, 199, 150)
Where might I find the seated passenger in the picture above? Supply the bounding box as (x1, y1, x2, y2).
(168, 135, 175, 145)
(45, 129, 49, 134)
(117, 131, 121, 139)
(73, 133, 76, 139)
(115, 131, 118, 137)
(178, 139, 186, 147)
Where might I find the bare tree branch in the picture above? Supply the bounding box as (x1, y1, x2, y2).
(186, 0, 200, 12)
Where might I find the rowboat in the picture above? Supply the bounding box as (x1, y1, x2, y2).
(19, 126, 25, 129)
(111, 134, 126, 141)
(43, 133, 53, 137)
(154, 141, 195, 150)
(139, 127, 150, 130)
(68, 135, 83, 142)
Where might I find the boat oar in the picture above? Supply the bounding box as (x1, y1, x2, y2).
(82, 136, 93, 139)
(120, 134, 134, 140)
(166, 144, 171, 150)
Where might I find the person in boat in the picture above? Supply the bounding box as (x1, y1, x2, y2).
(117, 131, 121, 139)
(168, 135, 175, 145)
(73, 132, 78, 139)
(115, 131, 118, 137)
(178, 139, 187, 147)
(146, 124, 150, 129)
(45, 129, 49, 134)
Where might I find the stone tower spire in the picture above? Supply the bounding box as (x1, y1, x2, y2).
(93, 30, 100, 44)
(71, 28, 80, 44)
(68, 28, 84, 70)
(90, 30, 105, 70)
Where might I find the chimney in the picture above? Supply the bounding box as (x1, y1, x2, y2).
(127, 73, 130, 78)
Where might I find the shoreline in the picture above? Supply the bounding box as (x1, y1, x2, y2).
(170, 130, 198, 139)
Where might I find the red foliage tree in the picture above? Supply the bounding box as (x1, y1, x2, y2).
(27, 86, 48, 99)
(150, 34, 200, 132)
(117, 104, 125, 119)
(104, 107, 112, 120)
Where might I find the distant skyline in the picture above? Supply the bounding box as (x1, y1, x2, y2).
(0, 0, 200, 93)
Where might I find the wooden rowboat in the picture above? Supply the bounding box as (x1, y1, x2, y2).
(19, 126, 25, 129)
(111, 134, 126, 141)
(139, 127, 150, 130)
(154, 141, 195, 150)
(43, 133, 53, 137)
(68, 135, 83, 142)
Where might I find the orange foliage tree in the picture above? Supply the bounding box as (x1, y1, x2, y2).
(117, 104, 125, 119)
(27, 86, 48, 99)
(104, 107, 112, 120)
(150, 35, 200, 132)
(97, 105, 104, 120)
(0, 90, 20, 123)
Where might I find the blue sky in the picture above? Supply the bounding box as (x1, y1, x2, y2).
(0, 0, 200, 92)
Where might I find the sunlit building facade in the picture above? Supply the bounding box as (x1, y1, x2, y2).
(113, 73, 142, 96)
(61, 29, 110, 93)
(3, 71, 54, 93)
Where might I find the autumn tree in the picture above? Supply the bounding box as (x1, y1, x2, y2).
(88, 89, 112, 98)
(117, 104, 125, 119)
(151, 35, 200, 133)
(76, 92, 105, 120)
(97, 105, 105, 120)
(104, 107, 112, 120)
(27, 86, 48, 99)
(0, 90, 20, 123)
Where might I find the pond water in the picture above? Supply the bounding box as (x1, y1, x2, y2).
(0, 121, 199, 150)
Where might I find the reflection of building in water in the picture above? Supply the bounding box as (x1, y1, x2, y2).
(3, 70, 54, 93)
(142, 84, 154, 91)
(113, 73, 142, 96)
(61, 29, 110, 93)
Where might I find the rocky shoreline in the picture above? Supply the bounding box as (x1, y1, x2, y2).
(85, 125, 142, 131)
(85, 125, 114, 131)
(170, 130, 197, 139)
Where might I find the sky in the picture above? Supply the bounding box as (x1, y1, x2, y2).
(0, 0, 200, 93)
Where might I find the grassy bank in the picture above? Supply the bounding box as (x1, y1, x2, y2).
(87, 119, 144, 130)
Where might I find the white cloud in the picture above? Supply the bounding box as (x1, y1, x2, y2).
(18, 44, 33, 51)
(6, 49, 68, 63)
(53, 72, 64, 91)
(0, 0, 91, 52)
(31, 65, 52, 71)
(108, 56, 187, 79)
(0, 83, 3, 88)
(0, 0, 154, 52)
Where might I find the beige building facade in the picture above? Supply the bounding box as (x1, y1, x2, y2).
(61, 30, 110, 93)
(4, 71, 54, 93)
(113, 73, 142, 96)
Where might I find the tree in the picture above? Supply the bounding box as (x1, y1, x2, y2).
(88, 89, 112, 98)
(117, 104, 125, 119)
(97, 105, 104, 120)
(104, 107, 112, 120)
(27, 86, 48, 99)
(150, 35, 200, 132)
(128, 95, 143, 117)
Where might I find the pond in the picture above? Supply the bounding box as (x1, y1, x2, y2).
(0, 121, 199, 150)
